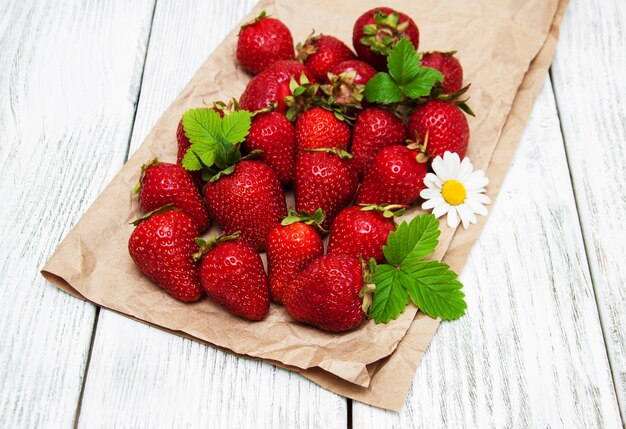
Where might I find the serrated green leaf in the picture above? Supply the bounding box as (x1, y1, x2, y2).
(370, 264, 409, 323)
(402, 66, 444, 99)
(221, 110, 251, 144)
(402, 261, 466, 320)
(182, 108, 221, 146)
(181, 149, 203, 171)
(387, 38, 420, 85)
(383, 213, 440, 265)
(364, 73, 404, 104)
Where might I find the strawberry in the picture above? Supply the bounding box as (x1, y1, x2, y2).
(328, 60, 377, 85)
(294, 149, 358, 231)
(198, 236, 269, 320)
(237, 12, 294, 75)
(266, 210, 325, 304)
(239, 60, 315, 114)
(128, 208, 203, 303)
(407, 100, 470, 159)
(297, 34, 356, 82)
(353, 7, 420, 70)
(350, 107, 406, 178)
(327, 205, 402, 263)
(420, 51, 463, 94)
(295, 107, 351, 153)
(355, 145, 428, 206)
(284, 254, 367, 332)
(135, 159, 210, 232)
(243, 112, 296, 186)
(205, 160, 287, 251)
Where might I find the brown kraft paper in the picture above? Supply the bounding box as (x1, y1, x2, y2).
(41, 0, 567, 410)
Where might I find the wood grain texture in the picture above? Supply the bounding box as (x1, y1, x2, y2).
(77, 1, 347, 427)
(550, 0, 626, 422)
(353, 79, 623, 427)
(0, 0, 155, 427)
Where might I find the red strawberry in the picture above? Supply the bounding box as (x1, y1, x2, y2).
(328, 60, 377, 85)
(297, 34, 356, 82)
(407, 100, 470, 159)
(294, 149, 358, 231)
(239, 60, 315, 114)
(205, 160, 287, 251)
(327, 205, 400, 262)
(420, 51, 463, 94)
(350, 107, 406, 178)
(237, 12, 294, 75)
(295, 107, 351, 153)
(266, 210, 325, 304)
(243, 112, 296, 186)
(136, 160, 210, 232)
(353, 7, 420, 70)
(198, 237, 269, 320)
(128, 208, 203, 303)
(355, 145, 428, 206)
(284, 254, 366, 332)
(176, 119, 205, 189)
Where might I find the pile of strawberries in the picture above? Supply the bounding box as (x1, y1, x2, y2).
(128, 7, 473, 332)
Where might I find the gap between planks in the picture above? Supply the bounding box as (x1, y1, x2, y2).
(548, 68, 626, 426)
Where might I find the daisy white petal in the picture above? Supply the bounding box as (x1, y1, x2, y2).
(471, 192, 491, 205)
(432, 201, 450, 218)
(424, 173, 443, 189)
(443, 151, 461, 177)
(458, 157, 474, 182)
(457, 203, 477, 228)
(420, 188, 442, 200)
(431, 157, 448, 180)
(446, 205, 459, 228)
(465, 171, 489, 190)
(464, 198, 489, 216)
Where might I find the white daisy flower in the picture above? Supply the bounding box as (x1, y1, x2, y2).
(420, 151, 490, 229)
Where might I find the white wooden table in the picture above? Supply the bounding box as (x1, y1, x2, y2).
(1, 0, 625, 427)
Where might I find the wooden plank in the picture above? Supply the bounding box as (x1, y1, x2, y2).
(550, 0, 626, 422)
(353, 79, 623, 427)
(76, 1, 348, 427)
(0, 0, 155, 427)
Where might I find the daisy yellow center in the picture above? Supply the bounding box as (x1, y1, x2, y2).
(441, 180, 466, 205)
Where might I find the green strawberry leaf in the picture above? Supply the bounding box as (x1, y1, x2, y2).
(402, 66, 444, 99)
(402, 261, 466, 320)
(383, 213, 440, 266)
(182, 108, 221, 146)
(221, 110, 252, 143)
(387, 38, 420, 85)
(364, 73, 404, 104)
(370, 264, 409, 323)
(369, 213, 466, 323)
(181, 149, 203, 171)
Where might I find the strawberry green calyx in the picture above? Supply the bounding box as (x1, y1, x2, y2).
(304, 147, 352, 160)
(359, 258, 377, 314)
(295, 31, 321, 63)
(359, 204, 407, 218)
(133, 158, 161, 194)
(281, 209, 327, 233)
(284, 73, 319, 121)
(193, 232, 241, 261)
(360, 11, 410, 56)
(239, 10, 268, 33)
(406, 130, 431, 163)
(130, 203, 176, 226)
